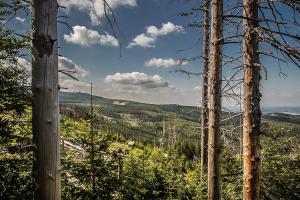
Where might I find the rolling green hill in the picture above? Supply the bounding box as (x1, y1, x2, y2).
(59, 91, 201, 122)
(59, 92, 300, 147)
(59, 92, 300, 125)
(59, 92, 202, 145)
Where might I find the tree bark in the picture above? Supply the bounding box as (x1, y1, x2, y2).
(242, 0, 261, 199)
(200, 0, 210, 178)
(32, 0, 60, 199)
(207, 0, 223, 199)
(90, 83, 96, 196)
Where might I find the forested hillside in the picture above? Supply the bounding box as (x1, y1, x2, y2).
(1, 94, 299, 199)
(1, 0, 300, 199)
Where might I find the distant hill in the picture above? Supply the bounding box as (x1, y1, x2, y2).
(263, 112, 300, 124)
(59, 92, 300, 125)
(59, 91, 113, 105)
(59, 92, 200, 122)
(262, 106, 300, 115)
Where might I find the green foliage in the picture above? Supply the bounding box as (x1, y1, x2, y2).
(0, 110, 33, 200)
(0, 66, 30, 142)
(175, 140, 199, 161)
(0, 0, 31, 141)
(0, 1, 30, 62)
(2, 90, 300, 200)
(221, 146, 243, 200)
(61, 117, 119, 199)
(0, 17, 32, 196)
(0, 66, 30, 113)
(60, 101, 199, 146)
(120, 147, 204, 200)
(60, 117, 207, 200)
(0, 156, 33, 200)
(261, 123, 300, 199)
(0, 1, 299, 199)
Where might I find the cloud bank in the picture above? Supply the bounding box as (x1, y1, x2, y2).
(128, 22, 183, 48)
(145, 58, 187, 68)
(64, 26, 119, 47)
(58, 57, 89, 91)
(59, 56, 88, 78)
(3, 56, 90, 92)
(105, 72, 169, 89)
(58, 0, 137, 25)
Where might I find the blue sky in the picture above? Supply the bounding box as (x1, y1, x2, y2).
(10, 0, 300, 107)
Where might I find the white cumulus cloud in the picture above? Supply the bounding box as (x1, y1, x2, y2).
(2, 57, 88, 80)
(128, 34, 156, 48)
(105, 72, 169, 89)
(146, 22, 183, 37)
(58, 0, 137, 25)
(145, 58, 187, 68)
(15, 16, 25, 23)
(64, 26, 119, 47)
(58, 56, 88, 78)
(1, 56, 90, 92)
(128, 22, 183, 48)
(60, 79, 90, 92)
(58, 57, 89, 91)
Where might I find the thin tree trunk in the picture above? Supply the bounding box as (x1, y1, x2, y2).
(242, 0, 261, 199)
(32, 0, 60, 199)
(90, 83, 96, 196)
(207, 0, 223, 199)
(200, 0, 210, 179)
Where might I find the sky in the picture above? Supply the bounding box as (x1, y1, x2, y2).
(9, 0, 300, 107)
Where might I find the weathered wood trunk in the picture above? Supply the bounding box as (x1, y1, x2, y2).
(200, 0, 210, 178)
(32, 0, 60, 199)
(207, 0, 223, 199)
(242, 0, 261, 199)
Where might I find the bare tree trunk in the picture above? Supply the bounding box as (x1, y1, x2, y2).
(200, 0, 210, 179)
(207, 0, 223, 199)
(32, 0, 60, 199)
(90, 83, 96, 197)
(242, 0, 261, 199)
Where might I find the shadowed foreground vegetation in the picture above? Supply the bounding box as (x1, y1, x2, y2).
(1, 90, 299, 199)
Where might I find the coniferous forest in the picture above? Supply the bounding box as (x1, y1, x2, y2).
(1, 0, 300, 200)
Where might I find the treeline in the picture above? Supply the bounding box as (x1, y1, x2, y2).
(60, 104, 200, 146)
(1, 0, 300, 200)
(1, 108, 299, 199)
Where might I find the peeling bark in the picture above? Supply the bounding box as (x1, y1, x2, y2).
(207, 0, 223, 199)
(242, 0, 261, 199)
(200, 0, 210, 179)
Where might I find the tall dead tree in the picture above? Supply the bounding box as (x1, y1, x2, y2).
(242, 0, 261, 199)
(200, 0, 210, 178)
(32, 0, 60, 199)
(241, 0, 300, 199)
(90, 83, 96, 197)
(207, 0, 223, 199)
